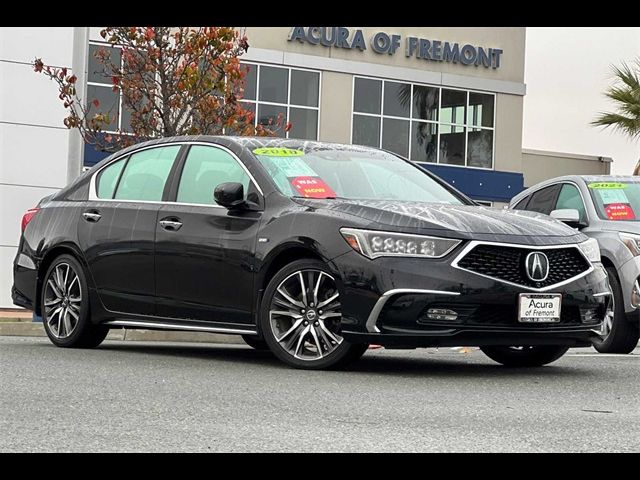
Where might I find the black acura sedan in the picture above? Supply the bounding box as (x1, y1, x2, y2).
(13, 136, 610, 369)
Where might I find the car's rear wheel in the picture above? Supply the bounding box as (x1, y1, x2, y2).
(481, 345, 569, 367)
(242, 335, 269, 351)
(260, 259, 368, 369)
(592, 267, 639, 354)
(41, 254, 108, 348)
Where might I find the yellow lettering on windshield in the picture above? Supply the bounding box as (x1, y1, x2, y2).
(253, 147, 304, 157)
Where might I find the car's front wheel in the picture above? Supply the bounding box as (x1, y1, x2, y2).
(592, 267, 639, 354)
(481, 345, 569, 367)
(260, 259, 368, 369)
(41, 254, 108, 348)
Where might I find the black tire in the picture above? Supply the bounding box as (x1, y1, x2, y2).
(41, 254, 108, 348)
(242, 335, 270, 351)
(481, 345, 569, 367)
(592, 268, 640, 354)
(260, 259, 368, 370)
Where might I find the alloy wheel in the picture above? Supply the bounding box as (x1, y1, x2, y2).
(269, 269, 343, 361)
(44, 262, 82, 339)
(601, 296, 615, 339)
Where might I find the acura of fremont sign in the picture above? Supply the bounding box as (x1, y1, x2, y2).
(288, 27, 504, 69)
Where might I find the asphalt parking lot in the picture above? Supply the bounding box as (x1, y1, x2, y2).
(1, 336, 638, 452)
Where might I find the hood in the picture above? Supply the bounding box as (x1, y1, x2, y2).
(599, 220, 640, 235)
(297, 199, 586, 245)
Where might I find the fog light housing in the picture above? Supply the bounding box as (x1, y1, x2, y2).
(426, 308, 458, 321)
(631, 280, 640, 308)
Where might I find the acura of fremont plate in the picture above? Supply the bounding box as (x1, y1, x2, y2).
(518, 293, 562, 323)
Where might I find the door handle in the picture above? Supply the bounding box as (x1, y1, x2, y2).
(82, 211, 102, 222)
(159, 219, 183, 231)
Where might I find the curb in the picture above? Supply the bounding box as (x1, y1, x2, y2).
(0, 322, 244, 345)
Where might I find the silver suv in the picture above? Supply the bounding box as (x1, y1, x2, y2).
(510, 175, 640, 353)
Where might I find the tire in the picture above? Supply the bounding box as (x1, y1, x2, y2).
(242, 335, 269, 351)
(481, 345, 569, 367)
(260, 259, 368, 370)
(592, 268, 640, 354)
(41, 254, 108, 348)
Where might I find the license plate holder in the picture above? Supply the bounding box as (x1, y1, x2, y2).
(518, 293, 562, 323)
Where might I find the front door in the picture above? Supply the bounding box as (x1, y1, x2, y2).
(155, 145, 262, 324)
(78, 145, 182, 315)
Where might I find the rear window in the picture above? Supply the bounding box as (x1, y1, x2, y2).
(113, 146, 180, 201)
(96, 158, 126, 199)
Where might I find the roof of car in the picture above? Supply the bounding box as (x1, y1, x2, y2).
(114, 135, 381, 154)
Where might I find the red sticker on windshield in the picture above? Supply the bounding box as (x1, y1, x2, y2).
(605, 203, 636, 220)
(290, 176, 337, 199)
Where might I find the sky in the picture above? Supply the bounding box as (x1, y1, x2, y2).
(523, 27, 640, 174)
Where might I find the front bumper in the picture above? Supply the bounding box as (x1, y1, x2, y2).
(332, 249, 609, 348)
(617, 256, 640, 319)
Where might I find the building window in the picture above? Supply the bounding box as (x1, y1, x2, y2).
(351, 76, 495, 169)
(87, 42, 133, 133)
(240, 63, 320, 140)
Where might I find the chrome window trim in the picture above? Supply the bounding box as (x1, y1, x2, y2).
(366, 288, 461, 333)
(88, 141, 264, 205)
(451, 240, 595, 293)
(103, 319, 257, 335)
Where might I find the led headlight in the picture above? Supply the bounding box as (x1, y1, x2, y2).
(340, 228, 461, 259)
(578, 237, 601, 263)
(619, 232, 640, 257)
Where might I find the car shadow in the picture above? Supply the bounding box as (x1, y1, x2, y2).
(92, 341, 598, 379)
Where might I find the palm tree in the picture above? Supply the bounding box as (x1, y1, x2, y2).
(592, 58, 640, 173)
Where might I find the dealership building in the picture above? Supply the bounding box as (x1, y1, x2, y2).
(0, 27, 612, 308)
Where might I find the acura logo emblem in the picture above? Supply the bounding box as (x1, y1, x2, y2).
(525, 252, 550, 282)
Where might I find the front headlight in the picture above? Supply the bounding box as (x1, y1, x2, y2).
(619, 232, 640, 257)
(579, 237, 601, 263)
(340, 228, 461, 259)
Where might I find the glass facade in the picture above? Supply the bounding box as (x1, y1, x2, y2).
(240, 62, 320, 140)
(87, 42, 133, 133)
(351, 76, 495, 169)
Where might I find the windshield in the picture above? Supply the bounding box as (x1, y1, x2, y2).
(588, 181, 640, 221)
(252, 146, 464, 204)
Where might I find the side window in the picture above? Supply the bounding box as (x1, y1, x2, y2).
(114, 146, 181, 201)
(526, 185, 561, 215)
(555, 184, 587, 223)
(96, 158, 126, 199)
(512, 196, 530, 210)
(176, 146, 250, 205)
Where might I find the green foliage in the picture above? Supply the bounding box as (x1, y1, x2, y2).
(592, 58, 640, 140)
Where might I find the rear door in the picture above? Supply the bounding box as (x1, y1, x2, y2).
(78, 144, 183, 315)
(154, 144, 263, 324)
(523, 184, 562, 215)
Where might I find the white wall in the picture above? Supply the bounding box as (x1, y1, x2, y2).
(524, 27, 640, 174)
(0, 27, 73, 307)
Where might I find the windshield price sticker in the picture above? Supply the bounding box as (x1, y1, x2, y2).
(605, 203, 636, 220)
(289, 176, 337, 199)
(597, 188, 629, 205)
(253, 147, 304, 157)
(587, 182, 627, 190)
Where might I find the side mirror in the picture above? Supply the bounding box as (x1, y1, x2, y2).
(550, 209, 588, 229)
(214, 182, 245, 209)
